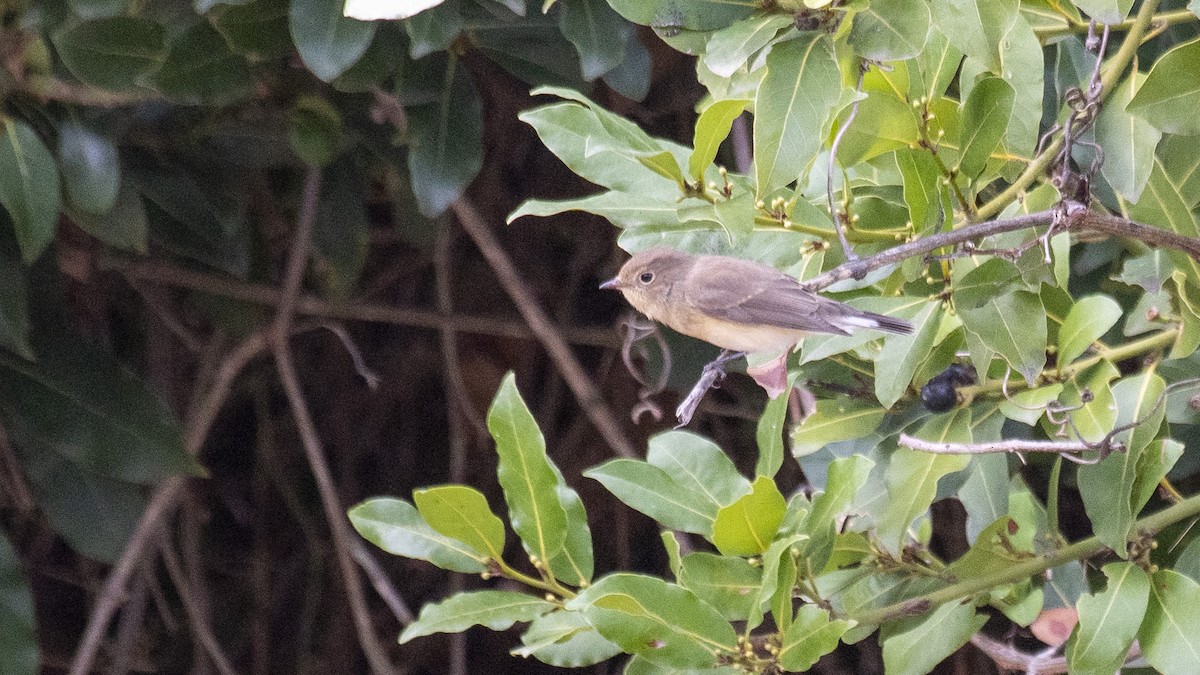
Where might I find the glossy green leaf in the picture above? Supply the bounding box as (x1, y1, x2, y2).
(833, 91, 920, 166)
(930, 0, 1017, 71)
(605, 0, 752, 31)
(689, 99, 748, 180)
(961, 15, 1041, 164)
(407, 55, 483, 217)
(1058, 360, 1119, 443)
(712, 476, 786, 556)
(879, 600, 987, 675)
(0, 342, 199, 484)
(1078, 371, 1166, 554)
(755, 371, 796, 477)
(210, 0, 292, 60)
(998, 384, 1063, 426)
(545, 461, 595, 586)
(778, 604, 853, 671)
(601, 30, 650, 100)
(403, 0, 461, 58)
(1127, 38, 1200, 135)
(559, 0, 629, 81)
(1072, 0, 1132, 23)
(0, 250, 31, 359)
(848, 0, 930, 61)
(57, 123, 119, 215)
(1157, 133, 1200, 208)
(807, 454, 873, 536)
(507, 191, 679, 229)
(636, 151, 687, 185)
(754, 33, 841, 197)
(0, 120, 62, 263)
(1065, 562, 1148, 673)
(1126, 158, 1200, 289)
(585, 459, 716, 534)
(289, 0, 376, 81)
(791, 399, 885, 458)
(413, 485, 506, 560)
(702, 15, 793, 78)
(957, 76, 1014, 179)
(678, 552, 762, 621)
(487, 372, 568, 567)
(874, 300, 941, 408)
(1139, 569, 1200, 675)
(399, 590, 556, 643)
(53, 18, 166, 90)
(1130, 438, 1183, 518)
(1095, 72, 1159, 202)
(944, 516, 1030, 582)
(1057, 295, 1121, 367)
(646, 431, 750, 510)
(958, 289, 1046, 386)
(567, 573, 738, 668)
(348, 498, 487, 573)
(749, 533, 806, 630)
(511, 610, 621, 667)
(0, 533, 37, 675)
(877, 408, 972, 552)
(906, 27, 962, 101)
(67, 182, 147, 254)
(154, 23, 251, 103)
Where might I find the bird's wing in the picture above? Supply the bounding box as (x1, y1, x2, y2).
(683, 258, 853, 335)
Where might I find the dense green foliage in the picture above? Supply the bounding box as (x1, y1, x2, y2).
(2, 0, 1200, 672)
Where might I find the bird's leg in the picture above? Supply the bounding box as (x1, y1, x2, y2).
(675, 350, 746, 427)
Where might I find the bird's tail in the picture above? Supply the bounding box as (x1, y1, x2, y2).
(834, 311, 914, 335)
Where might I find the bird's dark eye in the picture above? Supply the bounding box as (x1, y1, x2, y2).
(638, 271, 654, 284)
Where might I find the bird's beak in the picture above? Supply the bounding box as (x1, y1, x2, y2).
(599, 277, 622, 290)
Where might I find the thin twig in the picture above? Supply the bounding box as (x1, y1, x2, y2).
(435, 224, 488, 439)
(159, 542, 238, 675)
(118, 258, 620, 349)
(351, 542, 415, 625)
(269, 168, 398, 675)
(898, 433, 1092, 456)
(451, 198, 638, 459)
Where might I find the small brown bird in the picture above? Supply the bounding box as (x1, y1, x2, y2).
(601, 248, 913, 398)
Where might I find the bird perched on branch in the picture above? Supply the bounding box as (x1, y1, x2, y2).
(601, 248, 913, 404)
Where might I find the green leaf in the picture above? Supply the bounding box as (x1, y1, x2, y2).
(546, 461, 595, 586)
(567, 573, 738, 668)
(404, 0, 461, 58)
(754, 33, 841, 197)
(1157, 134, 1200, 209)
(507, 191, 679, 229)
(487, 372, 568, 567)
(1095, 72, 1160, 202)
(1072, 0, 1132, 23)
(1139, 569, 1200, 675)
(0, 533, 37, 675)
(874, 301, 942, 408)
(712, 476, 786, 556)
(1126, 158, 1200, 289)
(1127, 37, 1200, 135)
(832, 91, 921, 166)
(66, 182, 147, 254)
(1057, 361, 1119, 443)
(1067, 562, 1148, 673)
(998, 384, 1063, 425)
(689, 99, 748, 181)
(0, 250, 31, 359)
(879, 600, 987, 675)
(755, 372, 796, 477)
(807, 455, 874, 536)
(53, 18, 166, 90)
(407, 55, 483, 217)
(877, 408, 972, 552)
(511, 610, 621, 667)
(413, 485, 506, 560)
(958, 289, 1046, 386)
(288, 95, 343, 167)
(57, 123, 119, 215)
(585, 459, 717, 534)
(71, 0, 126, 18)
(778, 604, 853, 671)
(289, 0, 376, 82)
(400, 590, 556, 644)
(678, 552, 762, 621)
(748, 533, 806, 630)
(957, 76, 1014, 179)
(637, 150, 687, 186)
(348, 498, 487, 573)
(0, 342, 199, 484)
(944, 516, 1030, 582)
(1130, 438, 1183, 519)
(848, 0, 931, 61)
(605, 0, 752, 31)
(791, 399, 885, 458)
(1078, 371, 1166, 554)
(210, 0, 293, 60)
(702, 15, 793, 78)
(906, 27, 962, 102)
(646, 431, 750, 510)
(310, 160, 368, 297)
(1057, 295, 1121, 367)
(931, 0, 1017, 71)
(153, 23, 251, 104)
(0, 120, 62, 263)
(559, 0, 629, 81)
